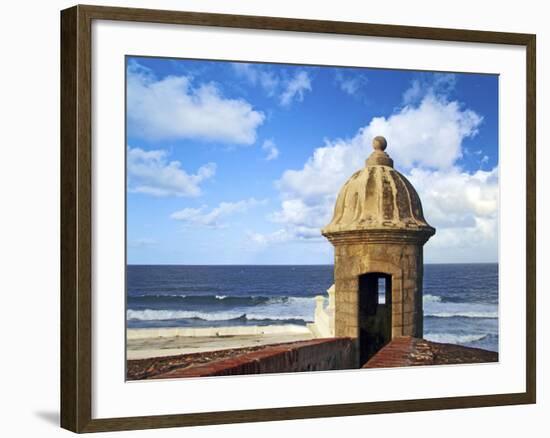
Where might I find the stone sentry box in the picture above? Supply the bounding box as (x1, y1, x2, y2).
(322, 136, 435, 366)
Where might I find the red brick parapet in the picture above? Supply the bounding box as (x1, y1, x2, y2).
(155, 338, 355, 379)
(127, 338, 356, 380)
(363, 336, 498, 368)
(127, 336, 497, 380)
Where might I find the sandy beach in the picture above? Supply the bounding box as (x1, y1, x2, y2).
(126, 325, 314, 360)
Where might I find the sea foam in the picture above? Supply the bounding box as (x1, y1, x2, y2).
(424, 333, 488, 344)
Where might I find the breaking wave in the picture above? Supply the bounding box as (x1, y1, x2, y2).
(126, 308, 310, 324)
(426, 311, 498, 318)
(128, 294, 312, 307)
(127, 295, 317, 324)
(424, 333, 488, 344)
(424, 300, 497, 319)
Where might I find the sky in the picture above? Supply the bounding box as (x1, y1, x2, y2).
(126, 56, 499, 265)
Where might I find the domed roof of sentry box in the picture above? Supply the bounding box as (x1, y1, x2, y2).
(322, 136, 435, 237)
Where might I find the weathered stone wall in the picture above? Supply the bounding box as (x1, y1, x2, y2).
(150, 338, 356, 379)
(333, 241, 424, 343)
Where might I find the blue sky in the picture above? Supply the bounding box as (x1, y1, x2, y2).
(126, 56, 499, 265)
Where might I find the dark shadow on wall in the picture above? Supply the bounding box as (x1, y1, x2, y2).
(358, 272, 392, 365)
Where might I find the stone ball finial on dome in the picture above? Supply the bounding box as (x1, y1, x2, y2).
(372, 136, 387, 151)
(366, 136, 393, 167)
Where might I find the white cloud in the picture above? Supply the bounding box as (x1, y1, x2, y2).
(335, 72, 368, 96)
(247, 229, 292, 245)
(252, 83, 497, 261)
(248, 200, 332, 247)
(247, 226, 321, 246)
(270, 199, 330, 229)
(366, 96, 483, 169)
(279, 71, 312, 107)
(127, 147, 216, 197)
(232, 64, 313, 107)
(402, 73, 457, 106)
(231, 63, 279, 96)
(127, 62, 264, 144)
(407, 167, 498, 261)
(408, 167, 498, 227)
(277, 93, 483, 202)
(171, 198, 265, 228)
(262, 139, 279, 161)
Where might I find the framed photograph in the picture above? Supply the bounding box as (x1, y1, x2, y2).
(60, 4, 536, 433)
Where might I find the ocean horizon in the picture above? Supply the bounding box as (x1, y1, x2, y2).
(126, 263, 499, 352)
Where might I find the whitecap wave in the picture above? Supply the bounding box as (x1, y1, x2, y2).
(424, 333, 488, 344)
(127, 309, 246, 322)
(424, 300, 497, 319)
(427, 311, 498, 318)
(126, 299, 316, 322)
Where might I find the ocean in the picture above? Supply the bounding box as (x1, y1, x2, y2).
(126, 264, 499, 352)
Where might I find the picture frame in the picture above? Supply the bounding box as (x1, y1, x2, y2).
(60, 4, 536, 433)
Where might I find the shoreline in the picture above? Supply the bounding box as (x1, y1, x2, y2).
(126, 324, 314, 360)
